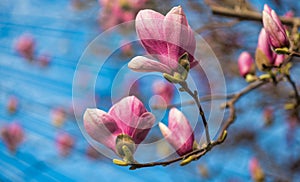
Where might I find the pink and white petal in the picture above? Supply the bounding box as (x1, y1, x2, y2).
(83, 108, 120, 151)
(136, 10, 168, 59)
(168, 108, 194, 152)
(108, 96, 147, 135)
(128, 56, 172, 74)
(158, 122, 172, 138)
(131, 112, 155, 144)
(164, 7, 196, 69)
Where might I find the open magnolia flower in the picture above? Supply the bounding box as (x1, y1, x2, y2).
(128, 6, 197, 83)
(83, 96, 155, 162)
(159, 108, 195, 156)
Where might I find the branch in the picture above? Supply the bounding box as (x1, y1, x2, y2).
(210, 5, 300, 26)
(179, 81, 211, 144)
(152, 94, 231, 109)
(125, 76, 283, 170)
(285, 74, 300, 107)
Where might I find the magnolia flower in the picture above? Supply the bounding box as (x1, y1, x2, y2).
(51, 108, 67, 127)
(1, 123, 24, 153)
(159, 108, 194, 156)
(83, 96, 155, 159)
(37, 53, 51, 67)
(152, 80, 174, 105)
(56, 133, 74, 156)
(255, 28, 274, 71)
(98, 0, 147, 30)
(7, 96, 18, 114)
(238, 51, 255, 77)
(128, 6, 197, 82)
(249, 158, 265, 182)
(14, 33, 35, 61)
(262, 4, 289, 49)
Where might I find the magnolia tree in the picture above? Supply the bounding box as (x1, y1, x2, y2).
(74, 1, 300, 181)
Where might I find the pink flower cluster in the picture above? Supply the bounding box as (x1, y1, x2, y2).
(14, 33, 51, 67)
(1, 123, 24, 153)
(98, 0, 147, 30)
(239, 4, 289, 76)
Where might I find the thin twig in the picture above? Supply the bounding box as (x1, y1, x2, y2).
(179, 81, 211, 144)
(285, 74, 300, 107)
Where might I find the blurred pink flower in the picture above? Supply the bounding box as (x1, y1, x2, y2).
(159, 108, 194, 156)
(7, 96, 18, 114)
(1, 122, 24, 153)
(86, 145, 101, 159)
(120, 41, 133, 57)
(83, 96, 155, 155)
(37, 53, 51, 67)
(249, 157, 264, 182)
(152, 80, 174, 105)
(128, 6, 197, 74)
(56, 133, 74, 156)
(257, 28, 274, 63)
(51, 108, 67, 127)
(238, 51, 255, 77)
(263, 107, 274, 126)
(98, 0, 147, 30)
(14, 33, 35, 61)
(262, 4, 289, 49)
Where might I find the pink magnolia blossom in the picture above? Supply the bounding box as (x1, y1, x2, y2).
(152, 80, 174, 105)
(7, 96, 18, 114)
(37, 53, 51, 67)
(262, 4, 289, 48)
(83, 96, 155, 154)
(249, 157, 265, 182)
(238, 51, 255, 77)
(1, 123, 24, 153)
(158, 107, 194, 156)
(56, 133, 74, 156)
(51, 108, 67, 127)
(14, 33, 35, 60)
(257, 28, 274, 63)
(128, 6, 197, 75)
(98, 0, 147, 30)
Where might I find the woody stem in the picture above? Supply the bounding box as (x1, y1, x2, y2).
(179, 81, 211, 144)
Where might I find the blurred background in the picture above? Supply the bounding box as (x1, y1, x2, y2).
(0, 0, 300, 181)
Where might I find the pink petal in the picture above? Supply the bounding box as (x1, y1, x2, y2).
(263, 4, 272, 14)
(135, 9, 169, 64)
(83, 108, 120, 151)
(108, 96, 147, 136)
(238, 51, 254, 77)
(131, 112, 155, 144)
(274, 54, 285, 66)
(128, 56, 172, 74)
(160, 108, 194, 156)
(163, 6, 196, 70)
